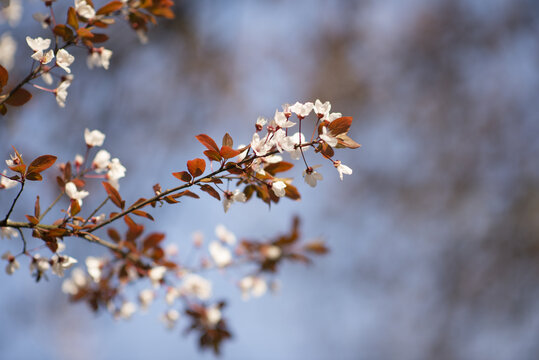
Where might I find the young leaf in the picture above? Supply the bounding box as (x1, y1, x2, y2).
(107, 228, 121, 242)
(132, 210, 154, 221)
(336, 134, 361, 149)
(53, 25, 74, 41)
(5, 88, 32, 106)
(70, 199, 81, 216)
(67, 7, 79, 29)
(203, 149, 222, 162)
(96, 1, 124, 15)
(264, 161, 294, 175)
(328, 116, 352, 136)
(222, 133, 233, 148)
(102, 181, 124, 209)
(195, 134, 220, 153)
(0, 64, 8, 88)
(142, 232, 165, 252)
(220, 146, 240, 159)
(172, 171, 192, 182)
(27, 155, 57, 174)
(25, 215, 39, 225)
(25, 172, 43, 181)
(199, 184, 221, 200)
(187, 158, 206, 177)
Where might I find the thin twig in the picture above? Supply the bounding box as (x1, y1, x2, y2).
(17, 227, 27, 254)
(39, 190, 64, 221)
(3, 181, 25, 222)
(82, 196, 109, 226)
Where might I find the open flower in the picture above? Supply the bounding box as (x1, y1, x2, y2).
(181, 274, 212, 300)
(271, 180, 287, 197)
(223, 189, 246, 213)
(320, 126, 338, 147)
(148, 266, 167, 287)
(239, 275, 268, 300)
(92, 149, 111, 171)
(75, 0, 95, 19)
(209, 241, 232, 267)
(215, 224, 236, 245)
(51, 254, 78, 277)
(56, 49, 74, 73)
(314, 99, 331, 118)
(55, 79, 71, 108)
(1, 251, 20, 275)
(0, 227, 18, 239)
(0, 170, 17, 189)
(161, 309, 180, 329)
(84, 128, 105, 147)
(65, 181, 89, 205)
(31, 49, 54, 64)
(334, 160, 353, 181)
(138, 289, 155, 311)
(87, 47, 112, 70)
(303, 165, 323, 187)
(289, 101, 314, 119)
(26, 36, 51, 52)
(85, 256, 103, 282)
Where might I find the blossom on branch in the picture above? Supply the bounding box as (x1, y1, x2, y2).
(84, 128, 106, 147)
(56, 49, 74, 73)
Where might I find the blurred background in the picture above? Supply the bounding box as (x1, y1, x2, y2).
(1, 0, 539, 359)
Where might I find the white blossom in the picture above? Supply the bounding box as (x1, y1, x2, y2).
(289, 101, 314, 119)
(26, 36, 51, 52)
(1, 0, 22, 27)
(1, 251, 19, 275)
(205, 306, 222, 327)
(271, 180, 287, 197)
(55, 79, 71, 108)
(263, 245, 282, 260)
(223, 189, 246, 213)
(51, 254, 78, 277)
(0, 170, 17, 190)
(75, 0, 95, 19)
(31, 49, 54, 64)
(0, 226, 18, 239)
(161, 309, 180, 329)
(85, 256, 103, 282)
(320, 126, 338, 147)
(119, 302, 137, 319)
(215, 224, 236, 245)
(0, 32, 17, 70)
(87, 47, 112, 70)
(61, 267, 87, 294)
(148, 266, 167, 287)
(250, 133, 271, 157)
(30, 254, 50, 273)
(138, 289, 155, 310)
(314, 99, 331, 117)
(56, 49, 74, 73)
(92, 149, 111, 171)
(181, 274, 212, 300)
(65, 181, 89, 205)
(325, 112, 342, 122)
(303, 165, 323, 187)
(239, 276, 268, 300)
(209, 241, 232, 267)
(107, 158, 126, 181)
(84, 128, 105, 147)
(32, 12, 50, 29)
(41, 71, 53, 85)
(334, 160, 353, 181)
(165, 287, 180, 305)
